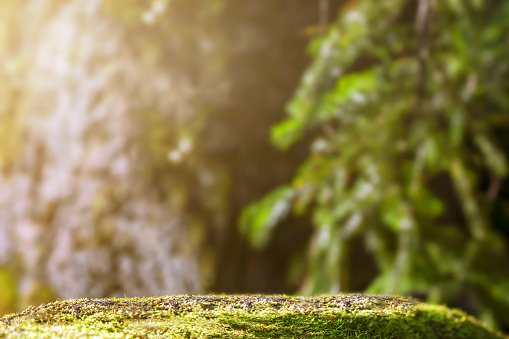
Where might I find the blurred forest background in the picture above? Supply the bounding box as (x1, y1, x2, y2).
(1, 0, 509, 332)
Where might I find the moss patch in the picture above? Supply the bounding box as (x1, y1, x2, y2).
(0, 294, 503, 338)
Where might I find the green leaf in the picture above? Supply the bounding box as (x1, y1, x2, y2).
(380, 190, 411, 233)
(272, 68, 376, 149)
(475, 135, 507, 176)
(413, 187, 444, 218)
(271, 118, 304, 150)
(313, 209, 336, 230)
(239, 186, 295, 249)
(331, 68, 376, 106)
(449, 108, 465, 147)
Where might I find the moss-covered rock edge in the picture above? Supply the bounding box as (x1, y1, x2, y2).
(0, 294, 503, 338)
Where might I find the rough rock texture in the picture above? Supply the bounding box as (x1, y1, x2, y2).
(0, 0, 202, 305)
(0, 294, 503, 338)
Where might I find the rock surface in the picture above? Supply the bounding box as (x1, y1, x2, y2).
(0, 294, 503, 338)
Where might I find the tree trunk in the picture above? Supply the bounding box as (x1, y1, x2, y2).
(0, 0, 202, 309)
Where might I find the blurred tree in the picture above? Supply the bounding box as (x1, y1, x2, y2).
(0, 0, 227, 312)
(241, 0, 509, 330)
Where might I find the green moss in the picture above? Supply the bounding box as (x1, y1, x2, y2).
(0, 294, 503, 338)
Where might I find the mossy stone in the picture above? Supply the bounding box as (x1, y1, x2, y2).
(0, 294, 503, 338)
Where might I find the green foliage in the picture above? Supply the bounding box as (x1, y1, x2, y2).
(242, 0, 509, 330)
(240, 186, 295, 248)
